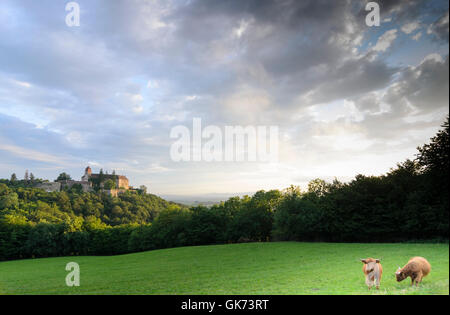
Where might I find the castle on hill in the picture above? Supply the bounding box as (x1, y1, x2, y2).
(36, 166, 130, 196)
(82, 166, 129, 189)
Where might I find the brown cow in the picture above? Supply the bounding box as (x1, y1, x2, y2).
(361, 258, 383, 290)
(395, 256, 431, 286)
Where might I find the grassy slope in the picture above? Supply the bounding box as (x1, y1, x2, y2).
(0, 242, 448, 295)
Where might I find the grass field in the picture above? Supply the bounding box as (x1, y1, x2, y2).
(0, 242, 448, 295)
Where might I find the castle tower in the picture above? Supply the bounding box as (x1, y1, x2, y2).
(82, 166, 92, 181)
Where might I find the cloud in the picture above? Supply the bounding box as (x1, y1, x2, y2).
(412, 31, 422, 41)
(384, 54, 449, 113)
(0, 143, 64, 165)
(368, 0, 430, 21)
(427, 10, 449, 43)
(0, 0, 448, 194)
(372, 29, 398, 52)
(401, 22, 421, 34)
(0, 114, 79, 167)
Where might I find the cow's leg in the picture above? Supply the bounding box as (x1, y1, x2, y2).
(365, 275, 373, 290)
(411, 274, 417, 286)
(415, 272, 423, 286)
(375, 276, 381, 290)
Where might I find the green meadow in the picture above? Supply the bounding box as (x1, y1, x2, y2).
(0, 242, 448, 295)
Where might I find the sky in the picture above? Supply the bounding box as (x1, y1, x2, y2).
(0, 0, 448, 196)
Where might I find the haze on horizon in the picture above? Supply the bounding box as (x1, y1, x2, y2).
(0, 0, 449, 196)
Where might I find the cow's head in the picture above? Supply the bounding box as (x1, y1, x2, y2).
(361, 258, 380, 274)
(395, 267, 406, 282)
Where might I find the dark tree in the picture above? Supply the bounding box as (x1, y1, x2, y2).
(56, 173, 72, 181)
(416, 116, 449, 176)
(103, 179, 116, 190)
(99, 169, 105, 184)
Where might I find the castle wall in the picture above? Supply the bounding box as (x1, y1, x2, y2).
(59, 180, 92, 192)
(36, 182, 61, 192)
(117, 177, 129, 189)
(80, 182, 92, 192)
(89, 174, 129, 189)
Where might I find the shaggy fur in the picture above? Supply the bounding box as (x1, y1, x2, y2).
(396, 256, 431, 286)
(361, 258, 383, 290)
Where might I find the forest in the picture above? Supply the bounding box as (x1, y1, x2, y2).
(0, 118, 448, 261)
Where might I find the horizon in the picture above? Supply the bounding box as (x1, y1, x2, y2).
(0, 0, 449, 195)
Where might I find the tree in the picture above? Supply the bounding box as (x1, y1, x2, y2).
(111, 205, 123, 217)
(139, 185, 147, 194)
(307, 179, 329, 197)
(98, 169, 105, 185)
(227, 191, 280, 242)
(29, 173, 35, 183)
(56, 173, 72, 181)
(103, 179, 116, 190)
(83, 216, 109, 231)
(25, 223, 67, 257)
(57, 192, 72, 212)
(70, 183, 83, 194)
(10, 174, 17, 183)
(416, 116, 449, 176)
(0, 183, 9, 196)
(273, 193, 322, 241)
(415, 116, 449, 238)
(0, 192, 19, 210)
(24, 170, 29, 181)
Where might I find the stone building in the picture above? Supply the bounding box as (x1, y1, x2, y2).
(35, 167, 130, 194)
(58, 179, 92, 192)
(82, 166, 129, 189)
(35, 182, 62, 192)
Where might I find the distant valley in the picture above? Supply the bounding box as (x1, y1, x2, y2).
(162, 192, 255, 206)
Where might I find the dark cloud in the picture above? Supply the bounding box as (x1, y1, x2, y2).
(306, 56, 398, 105)
(0, 0, 448, 193)
(384, 55, 449, 113)
(427, 10, 449, 43)
(358, 0, 431, 22)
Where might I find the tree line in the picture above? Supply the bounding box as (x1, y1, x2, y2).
(0, 117, 448, 261)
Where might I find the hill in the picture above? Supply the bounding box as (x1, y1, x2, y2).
(0, 242, 448, 295)
(0, 182, 183, 227)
